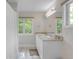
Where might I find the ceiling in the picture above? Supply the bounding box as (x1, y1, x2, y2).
(7, 0, 17, 3)
(7, 0, 65, 17)
(7, 0, 65, 12)
(17, 0, 57, 12)
(7, 0, 17, 10)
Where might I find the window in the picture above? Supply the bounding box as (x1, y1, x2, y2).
(25, 18, 32, 33)
(66, 2, 73, 25)
(56, 17, 62, 33)
(18, 18, 23, 33)
(18, 17, 32, 33)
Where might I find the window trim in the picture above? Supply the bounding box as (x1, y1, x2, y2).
(63, 0, 73, 27)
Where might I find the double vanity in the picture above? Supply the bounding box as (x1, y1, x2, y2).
(36, 34, 63, 59)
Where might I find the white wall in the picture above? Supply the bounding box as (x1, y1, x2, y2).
(19, 34, 36, 48)
(44, 15, 56, 33)
(62, 26, 73, 59)
(33, 14, 46, 32)
(33, 14, 56, 33)
(6, 2, 18, 59)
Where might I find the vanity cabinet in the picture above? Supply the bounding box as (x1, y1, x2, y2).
(36, 35, 62, 59)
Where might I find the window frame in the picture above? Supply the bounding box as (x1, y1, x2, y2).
(63, 0, 73, 27)
(18, 17, 33, 35)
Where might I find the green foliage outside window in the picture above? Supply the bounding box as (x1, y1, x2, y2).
(25, 18, 32, 33)
(18, 17, 32, 33)
(56, 17, 62, 33)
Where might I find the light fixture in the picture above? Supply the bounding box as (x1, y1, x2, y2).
(46, 8, 56, 17)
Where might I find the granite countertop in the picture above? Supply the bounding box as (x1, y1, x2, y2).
(38, 35, 63, 41)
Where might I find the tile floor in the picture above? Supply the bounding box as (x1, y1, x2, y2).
(18, 48, 40, 59)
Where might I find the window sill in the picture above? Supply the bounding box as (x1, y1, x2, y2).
(18, 33, 34, 36)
